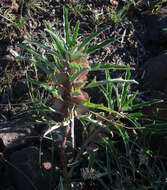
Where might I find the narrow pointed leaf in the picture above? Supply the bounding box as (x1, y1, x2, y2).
(16, 45, 58, 82)
(77, 27, 109, 52)
(43, 20, 52, 30)
(86, 78, 138, 88)
(71, 20, 80, 48)
(122, 90, 139, 111)
(29, 79, 61, 98)
(114, 125, 130, 157)
(113, 85, 120, 110)
(35, 61, 53, 78)
(17, 44, 48, 63)
(71, 67, 89, 82)
(84, 38, 115, 54)
(130, 99, 163, 110)
(45, 29, 66, 58)
(83, 101, 122, 116)
(63, 7, 71, 46)
(91, 63, 134, 71)
(121, 69, 131, 106)
(22, 40, 62, 58)
(142, 123, 167, 133)
(125, 115, 142, 128)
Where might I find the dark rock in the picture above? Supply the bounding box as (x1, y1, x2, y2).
(143, 7, 167, 45)
(141, 52, 167, 92)
(0, 118, 37, 148)
(8, 146, 58, 190)
(6, 187, 16, 190)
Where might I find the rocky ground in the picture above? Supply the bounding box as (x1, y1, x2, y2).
(0, 0, 167, 189)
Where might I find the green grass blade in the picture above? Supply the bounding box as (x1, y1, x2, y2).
(127, 112, 148, 118)
(104, 70, 114, 109)
(125, 115, 142, 128)
(43, 20, 52, 30)
(98, 85, 110, 106)
(121, 69, 131, 106)
(63, 7, 71, 46)
(105, 140, 123, 175)
(113, 85, 120, 110)
(104, 69, 111, 94)
(122, 90, 139, 111)
(162, 28, 167, 31)
(114, 125, 130, 157)
(77, 27, 109, 52)
(143, 123, 167, 133)
(71, 20, 80, 48)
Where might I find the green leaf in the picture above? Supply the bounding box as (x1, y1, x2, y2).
(63, 7, 71, 46)
(16, 46, 59, 82)
(143, 123, 167, 133)
(125, 115, 142, 128)
(29, 79, 61, 98)
(70, 52, 86, 59)
(127, 112, 146, 118)
(71, 20, 80, 48)
(130, 99, 163, 110)
(70, 67, 89, 82)
(17, 44, 48, 63)
(31, 59, 58, 83)
(98, 84, 111, 108)
(104, 69, 113, 103)
(83, 101, 121, 116)
(91, 63, 134, 71)
(20, 104, 57, 114)
(84, 38, 115, 54)
(45, 29, 66, 58)
(113, 85, 120, 110)
(121, 69, 131, 106)
(52, 54, 64, 71)
(43, 20, 52, 30)
(106, 141, 124, 175)
(86, 78, 138, 88)
(22, 40, 62, 58)
(162, 28, 167, 31)
(114, 125, 130, 157)
(122, 90, 139, 111)
(77, 27, 109, 52)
